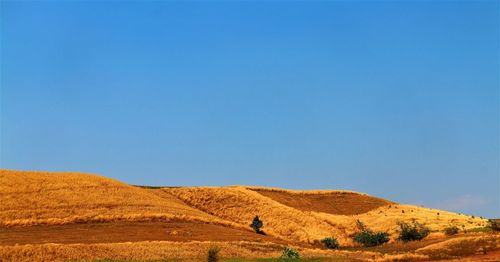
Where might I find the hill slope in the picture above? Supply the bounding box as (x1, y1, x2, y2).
(164, 186, 488, 245)
(165, 186, 349, 243)
(0, 170, 224, 226)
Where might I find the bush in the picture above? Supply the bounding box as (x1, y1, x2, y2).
(353, 220, 389, 247)
(321, 237, 340, 249)
(250, 215, 264, 234)
(397, 221, 430, 242)
(281, 246, 300, 259)
(487, 219, 500, 232)
(207, 246, 220, 262)
(353, 231, 390, 247)
(444, 225, 459, 235)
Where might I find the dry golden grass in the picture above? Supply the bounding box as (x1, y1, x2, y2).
(164, 185, 488, 245)
(0, 170, 243, 229)
(0, 241, 282, 262)
(0, 240, 420, 262)
(374, 253, 429, 262)
(356, 204, 488, 236)
(164, 186, 350, 244)
(308, 205, 487, 245)
(416, 234, 500, 259)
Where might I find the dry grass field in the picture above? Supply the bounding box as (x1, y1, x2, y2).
(0, 170, 241, 229)
(0, 169, 498, 261)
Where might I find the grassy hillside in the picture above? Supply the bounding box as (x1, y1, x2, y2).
(164, 186, 487, 244)
(0, 170, 231, 227)
(165, 186, 349, 244)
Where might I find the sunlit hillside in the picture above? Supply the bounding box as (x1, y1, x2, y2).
(0, 170, 231, 227)
(165, 186, 349, 244)
(165, 186, 488, 245)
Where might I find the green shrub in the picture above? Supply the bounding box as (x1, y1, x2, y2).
(207, 246, 220, 262)
(397, 221, 430, 242)
(281, 246, 300, 259)
(321, 237, 340, 249)
(250, 215, 264, 234)
(352, 220, 389, 247)
(444, 225, 459, 235)
(353, 231, 390, 247)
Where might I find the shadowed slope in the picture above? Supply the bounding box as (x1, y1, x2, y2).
(250, 187, 392, 215)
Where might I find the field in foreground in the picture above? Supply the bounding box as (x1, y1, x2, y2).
(0, 170, 498, 261)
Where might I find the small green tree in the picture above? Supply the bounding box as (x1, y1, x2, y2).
(321, 237, 340, 249)
(397, 221, 430, 242)
(250, 215, 264, 234)
(281, 246, 300, 259)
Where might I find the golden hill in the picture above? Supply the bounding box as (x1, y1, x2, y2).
(0, 169, 489, 247)
(164, 186, 488, 245)
(0, 170, 232, 227)
(165, 186, 349, 244)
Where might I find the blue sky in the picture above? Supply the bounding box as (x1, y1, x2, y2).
(1, 1, 498, 217)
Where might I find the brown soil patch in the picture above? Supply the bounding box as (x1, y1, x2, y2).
(253, 189, 391, 215)
(0, 221, 283, 246)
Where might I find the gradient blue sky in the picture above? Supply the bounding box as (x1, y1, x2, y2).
(1, 1, 498, 217)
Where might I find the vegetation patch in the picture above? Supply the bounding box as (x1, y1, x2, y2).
(352, 220, 389, 247)
(321, 237, 340, 249)
(281, 247, 300, 259)
(487, 219, 500, 232)
(251, 216, 265, 234)
(207, 246, 220, 262)
(444, 225, 459, 236)
(397, 221, 430, 242)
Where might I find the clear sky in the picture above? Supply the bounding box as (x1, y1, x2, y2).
(1, 1, 498, 218)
